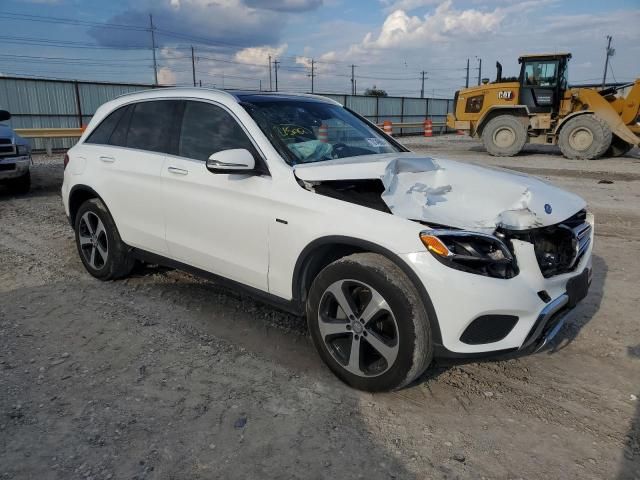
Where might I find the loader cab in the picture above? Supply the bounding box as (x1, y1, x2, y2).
(518, 53, 571, 115)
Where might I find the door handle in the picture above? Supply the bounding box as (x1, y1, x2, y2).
(167, 166, 188, 175)
(99, 155, 115, 163)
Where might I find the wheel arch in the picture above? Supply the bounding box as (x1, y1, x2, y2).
(292, 235, 443, 346)
(476, 106, 529, 136)
(553, 110, 594, 135)
(68, 185, 108, 229)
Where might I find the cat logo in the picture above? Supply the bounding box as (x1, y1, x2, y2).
(498, 90, 514, 100)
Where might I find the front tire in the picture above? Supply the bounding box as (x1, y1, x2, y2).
(307, 253, 432, 391)
(481, 115, 527, 157)
(558, 114, 612, 159)
(74, 198, 135, 280)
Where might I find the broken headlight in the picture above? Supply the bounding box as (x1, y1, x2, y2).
(419, 230, 518, 279)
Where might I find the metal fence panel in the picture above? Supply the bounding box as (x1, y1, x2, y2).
(345, 95, 376, 117)
(0, 77, 453, 151)
(320, 94, 346, 105)
(0, 78, 76, 115)
(79, 83, 149, 116)
(377, 97, 402, 119)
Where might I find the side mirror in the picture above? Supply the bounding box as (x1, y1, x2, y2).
(206, 148, 255, 174)
(0, 110, 11, 122)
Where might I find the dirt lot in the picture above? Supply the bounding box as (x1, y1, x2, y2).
(1, 136, 639, 479)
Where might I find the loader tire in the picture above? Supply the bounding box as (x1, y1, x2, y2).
(558, 114, 612, 160)
(604, 135, 633, 158)
(481, 115, 527, 157)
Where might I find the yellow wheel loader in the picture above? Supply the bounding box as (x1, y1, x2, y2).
(446, 53, 640, 159)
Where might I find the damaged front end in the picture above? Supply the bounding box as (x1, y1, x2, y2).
(294, 153, 591, 280)
(499, 209, 592, 278)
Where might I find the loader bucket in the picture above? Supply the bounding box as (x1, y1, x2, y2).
(575, 88, 640, 146)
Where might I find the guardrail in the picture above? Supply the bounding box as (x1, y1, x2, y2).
(14, 128, 84, 139)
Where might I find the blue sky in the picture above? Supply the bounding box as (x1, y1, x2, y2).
(1, 0, 638, 97)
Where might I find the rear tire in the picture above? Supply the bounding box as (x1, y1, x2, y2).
(604, 135, 633, 158)
(558, 114, 612, 159)
(74, 198, 135, 281)
(306, 253, 432, 392)
(481, 115, 527, 157)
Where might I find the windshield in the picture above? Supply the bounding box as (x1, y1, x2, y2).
(240, 98, 403, 165)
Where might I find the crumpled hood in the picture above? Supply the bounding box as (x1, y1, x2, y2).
(294, 153, 586, 232)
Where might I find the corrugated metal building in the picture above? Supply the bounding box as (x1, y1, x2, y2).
(0, 76, 453, 150)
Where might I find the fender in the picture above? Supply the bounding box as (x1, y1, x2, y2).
(68, 184, 112, 227)
(292, 235, 444, 346)
(553, 110, 594, 135)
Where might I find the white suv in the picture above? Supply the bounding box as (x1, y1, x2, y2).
(62, 88, 593, 391)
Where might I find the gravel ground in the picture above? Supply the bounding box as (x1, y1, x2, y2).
(1, 137, 639, 479)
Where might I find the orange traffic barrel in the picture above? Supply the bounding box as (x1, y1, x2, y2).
(383, 120, 393, 136)
(318, 123, 328, 142)
(423, 119, 433, 137)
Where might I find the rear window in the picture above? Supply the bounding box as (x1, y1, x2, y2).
(85, 106, 127, 145)
(126, 100, 180, 153)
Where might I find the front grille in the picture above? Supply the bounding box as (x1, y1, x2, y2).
(0, 138, 11, 145)
(502, 210, 592, 278)
(0, 145, 16, 156)
(0, 163, 16, 171)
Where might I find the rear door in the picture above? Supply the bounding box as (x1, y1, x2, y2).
(161, 100, 272, 290)
(86, 100, 180, 254)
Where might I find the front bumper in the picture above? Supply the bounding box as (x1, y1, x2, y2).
(400, 218, 594, 356)
(0, 155, 31, 180)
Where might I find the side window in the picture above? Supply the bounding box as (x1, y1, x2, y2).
(524, 61, 557, 87)
(85, 106, 127, 144)
(126, 100, 180, 153)
(179, 101, 255, 161)
(109, 104, 132, 147)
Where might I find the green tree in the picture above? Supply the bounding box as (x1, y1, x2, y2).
(364, 85, 388, 97)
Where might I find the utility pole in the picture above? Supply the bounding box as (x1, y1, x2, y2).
(268, 55, 272, 91)
(350, 64, 356, 95)
(465, 58, 470, 88)
(420, 71, 427, 98)
(149, 14, 158, 85)
(274, 59, 280, 92)
(191, 45, 196, 87)
(602, 35, 614, 88)
(309, 59, 315, 93)
(475, 56, 482, 85)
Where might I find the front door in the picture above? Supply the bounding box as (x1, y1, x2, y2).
(161, 100, 272, 291)
(519, 60, 559, 114)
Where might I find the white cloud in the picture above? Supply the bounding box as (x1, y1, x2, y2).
(379, 0, 440, 13)
(158, 67, 177, 85)
(356, 1, 505, 51)
(235, 44, 288, 65)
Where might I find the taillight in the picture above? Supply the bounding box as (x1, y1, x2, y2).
(63, 153, 69, 169)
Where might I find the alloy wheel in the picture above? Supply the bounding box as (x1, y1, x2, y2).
(317, 279, 399, 377)
(78, 211, 109, 270)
